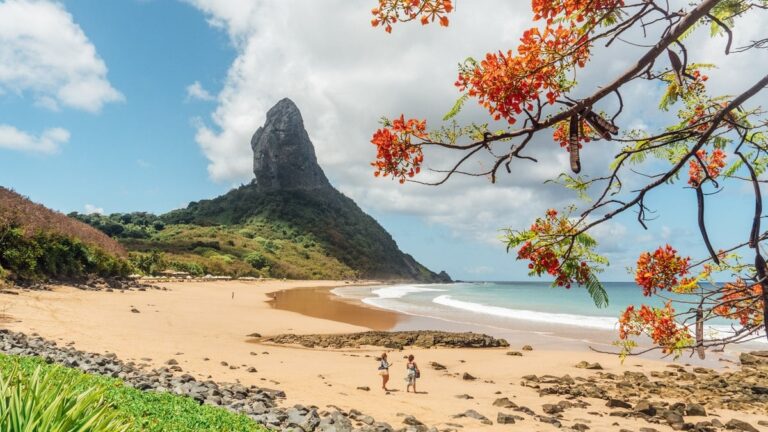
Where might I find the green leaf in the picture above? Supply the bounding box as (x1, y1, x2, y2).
(548, 174, 592, 201)
(722, 156, 745, 178)
(584, 273, 609, 308)
(443, 94, 469, 121)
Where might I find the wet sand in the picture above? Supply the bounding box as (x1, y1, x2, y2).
(267, 286, 401, 330)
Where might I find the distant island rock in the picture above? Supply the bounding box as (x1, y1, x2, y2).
(251, 98, 332, 191)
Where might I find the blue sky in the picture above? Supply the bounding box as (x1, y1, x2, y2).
(0, 0, 761, 283)
(0, 0, 231, 212)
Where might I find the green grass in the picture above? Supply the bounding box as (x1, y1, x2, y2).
(0, 354, 269, 432)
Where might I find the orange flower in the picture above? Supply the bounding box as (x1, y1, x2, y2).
(371, 115, 428, 183)
(371, 0, 453, 32)
(635, 245, 690, 296)
(688, 149, 726, 187)
(455, 25, 591, 124)
(714, 279, 764, 326)
(618, 302, 692, 354)
(517, 209, 592, 288)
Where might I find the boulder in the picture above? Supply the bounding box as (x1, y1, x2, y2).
(492, 397, 516, 408)
(725, 419, 759, 432)
(685, 403, 706, 416)
(605, 399, 632, 409)
(497, 413, 516, 424)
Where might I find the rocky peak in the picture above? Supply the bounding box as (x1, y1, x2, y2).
(251, 98, 331, 190)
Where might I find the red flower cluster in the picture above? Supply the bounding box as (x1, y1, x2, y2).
(619, 302, 691, 354)
(688, 149, 726, 187)
(370, 115, 427, 183)
(687, 69, 709, 96)
(455, 25, 589, 124)
(517, 209, 590, 288)
(371, 0, 453, 33)
(532, 0, 625, 25)
(714, 279, 764, 326)
(635, 245, 690, 296)
(453, 0, 625, 124)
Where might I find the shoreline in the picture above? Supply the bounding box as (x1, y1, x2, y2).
(1, 279, 765, 431)
(271, 284, 748, 368)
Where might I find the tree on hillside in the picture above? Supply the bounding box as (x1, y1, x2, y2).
(368, 0, 768, 358)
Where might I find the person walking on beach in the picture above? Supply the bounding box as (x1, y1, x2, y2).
(405, 354, 420, 393)
(378, 353, 390, 391)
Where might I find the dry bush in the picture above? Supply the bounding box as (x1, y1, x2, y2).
(0, 187, 125, 257)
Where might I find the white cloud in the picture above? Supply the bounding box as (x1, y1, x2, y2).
(84, 204, 105, 215)
(0, 0, 123, 112)
(0, 124, 68, 154)
(186, 81, 215, 101)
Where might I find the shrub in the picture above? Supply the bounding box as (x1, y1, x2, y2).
(0, 354, 267, 432)
(0, 227, 131, 281)
(128, 250, 165, 275)
(244, 252, 269, 269)
(0, 365, 131, 431)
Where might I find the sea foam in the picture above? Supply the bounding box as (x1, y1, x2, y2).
(432, 295, 618, 330)
(368, 285, 447, 299)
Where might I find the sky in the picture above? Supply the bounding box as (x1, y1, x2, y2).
(0, 0, 765, 282)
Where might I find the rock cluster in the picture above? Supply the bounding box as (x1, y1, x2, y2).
(0, 329, 412, 432)
(521, 353, 768, 431)
(12, 276, 159, 292)
(260, 331, 509, 349)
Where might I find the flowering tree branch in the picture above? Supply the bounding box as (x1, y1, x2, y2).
(368, 0, 768, 357)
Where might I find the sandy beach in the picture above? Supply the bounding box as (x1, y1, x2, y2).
(0, 280, 766, 431)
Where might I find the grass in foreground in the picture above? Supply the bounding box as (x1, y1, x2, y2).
(0, 354, 268, 432)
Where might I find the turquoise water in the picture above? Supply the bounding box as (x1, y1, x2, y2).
(332, 281, 766, 347)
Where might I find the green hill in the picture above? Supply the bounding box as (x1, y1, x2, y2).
(162, 185, 446, 281)
(71, 183, 448, 282)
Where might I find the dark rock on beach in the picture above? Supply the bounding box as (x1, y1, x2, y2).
(429, 361, 446, 370)
(493, 397, 517, 408)
(261, 331, 509, 349)
(497, 412, 518, 424)
(725, 419, 759, 432)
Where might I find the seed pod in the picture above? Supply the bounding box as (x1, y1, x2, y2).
(695, 305, 705, 360)
(582, 109, 617, 140)
(668, 49, 684, 87)
(569, 115, 581, 173)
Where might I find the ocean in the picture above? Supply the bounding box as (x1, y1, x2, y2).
(332, 281, 766, 352)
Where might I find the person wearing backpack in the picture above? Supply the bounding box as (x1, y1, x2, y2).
(405, 354, 420, 393)
(377, 352, 390, 392)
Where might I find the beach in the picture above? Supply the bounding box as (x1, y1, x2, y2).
(0, 279, 766, 431)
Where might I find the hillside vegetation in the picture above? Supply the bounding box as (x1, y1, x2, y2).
(71, 206, 358, 280)
(0, 187, 130, 283)
(71, 184, 447, 281)
(164, 185, 442, 280)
